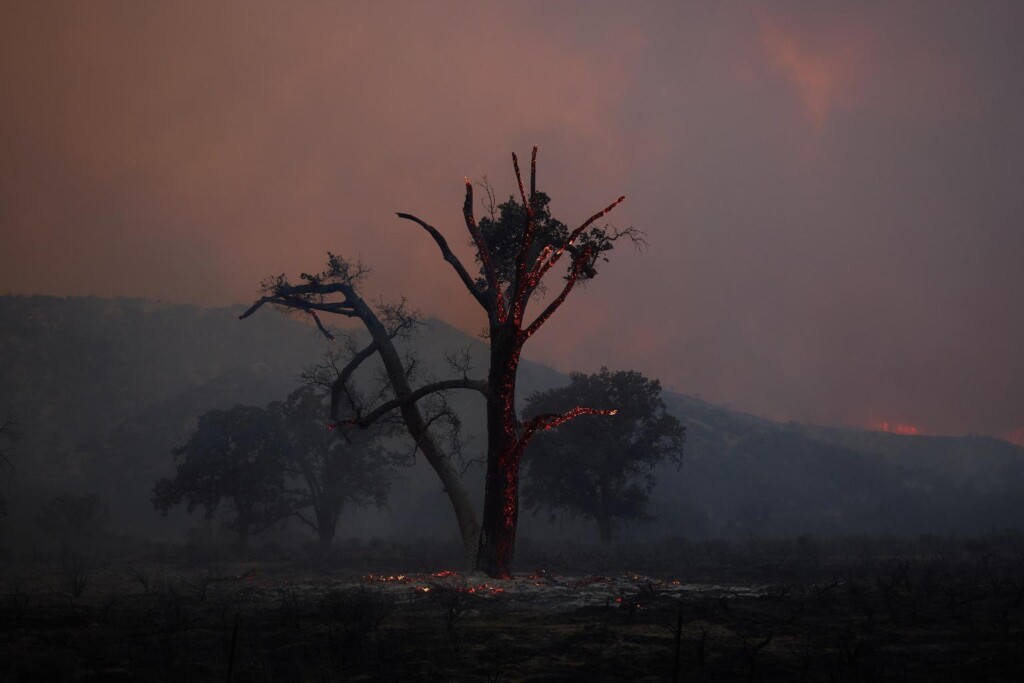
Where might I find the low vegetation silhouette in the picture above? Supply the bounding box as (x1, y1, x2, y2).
(153, 388, 395, 550)
(34, 493, 109, 544)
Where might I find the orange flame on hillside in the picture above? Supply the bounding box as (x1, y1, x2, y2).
(873, 421, 920, 436)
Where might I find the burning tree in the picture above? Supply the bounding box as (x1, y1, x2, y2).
(242, 149, 639, 577)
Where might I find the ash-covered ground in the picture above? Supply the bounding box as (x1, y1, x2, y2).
(3, 535, 1024, 681)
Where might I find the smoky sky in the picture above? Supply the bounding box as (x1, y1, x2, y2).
(2, 1, 1022, 440)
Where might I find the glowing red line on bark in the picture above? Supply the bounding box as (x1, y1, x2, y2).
(532, 195, 625, 284)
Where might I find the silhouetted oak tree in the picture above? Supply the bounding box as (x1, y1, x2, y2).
(522, 368, 685, 543)
(273, 386, 395, 548)
(153, 405, 293, 549)
(242, 149, 639, 577)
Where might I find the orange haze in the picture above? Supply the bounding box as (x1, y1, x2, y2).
(1, 1, 1022, 442)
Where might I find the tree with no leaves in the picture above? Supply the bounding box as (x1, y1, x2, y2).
(242, 149, 640, 577)
(522, 368, 685, 543)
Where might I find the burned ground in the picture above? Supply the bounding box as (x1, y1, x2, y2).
(2, 535, 1024, 681)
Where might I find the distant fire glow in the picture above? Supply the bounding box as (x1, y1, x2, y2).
(874, 421, 920, 436)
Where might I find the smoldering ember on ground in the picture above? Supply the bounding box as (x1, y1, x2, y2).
(2, 2, 1024, 681)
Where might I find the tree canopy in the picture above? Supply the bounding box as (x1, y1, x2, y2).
(153, 404, 293, 548)
(272, 385, 395, 547)
(153, 388, 396, 550)
(522, 368, 685, 543)
(475, 188, 629, 289)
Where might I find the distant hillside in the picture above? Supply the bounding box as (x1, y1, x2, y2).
(0, 296, 322, 527)
(0, 295, 324, 436)
(648, 396, 1024, 539)
(1, 295, 1021, 543)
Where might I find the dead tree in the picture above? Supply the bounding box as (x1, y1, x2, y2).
(400, 148, 637, 577)
(240, 259, 484, 558)
(242, 148, 638, 577)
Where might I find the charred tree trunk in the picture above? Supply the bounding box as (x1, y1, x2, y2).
(466, 150, 625, 577)
(348, 296, 482, 560)
(475, 325, 523, 578)
(315, 505, 339, 549)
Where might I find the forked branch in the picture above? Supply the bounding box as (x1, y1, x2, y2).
(336, 378, 488, 430)
(523, 247, 593, 339)
(461, 181, 507, 320)
(511, 147, 539, 311)
(531, 194, 627, 284)
(329, 340, 379, 422)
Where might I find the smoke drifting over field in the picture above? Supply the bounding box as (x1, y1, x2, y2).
(1, 1, 1022, 438)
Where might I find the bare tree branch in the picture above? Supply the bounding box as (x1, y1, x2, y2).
(239, 294, 356, 337)
(531, 194, 626, 284)
(340, 378, 488, 429)
(462, 181, 507, 321)
(377, 297, 423, 338)
(329, 340, 379, 423)
(511, 147, 540, 317)
(475, 175, 499, 221)
(418, 391, 467, 468)
(530, 146, 537, 199)
(396, 211, 490, 312)
(443, 345, 475, 379)
(522, 247, 593, 340)
(307, 310, 335, 340)
(512, 150, 531, 212)
(292, 510, 319, 533)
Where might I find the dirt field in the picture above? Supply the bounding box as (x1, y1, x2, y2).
(2, 536, 1024, 681)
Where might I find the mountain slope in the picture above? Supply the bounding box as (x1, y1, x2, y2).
(1, 295, 1021, 542)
